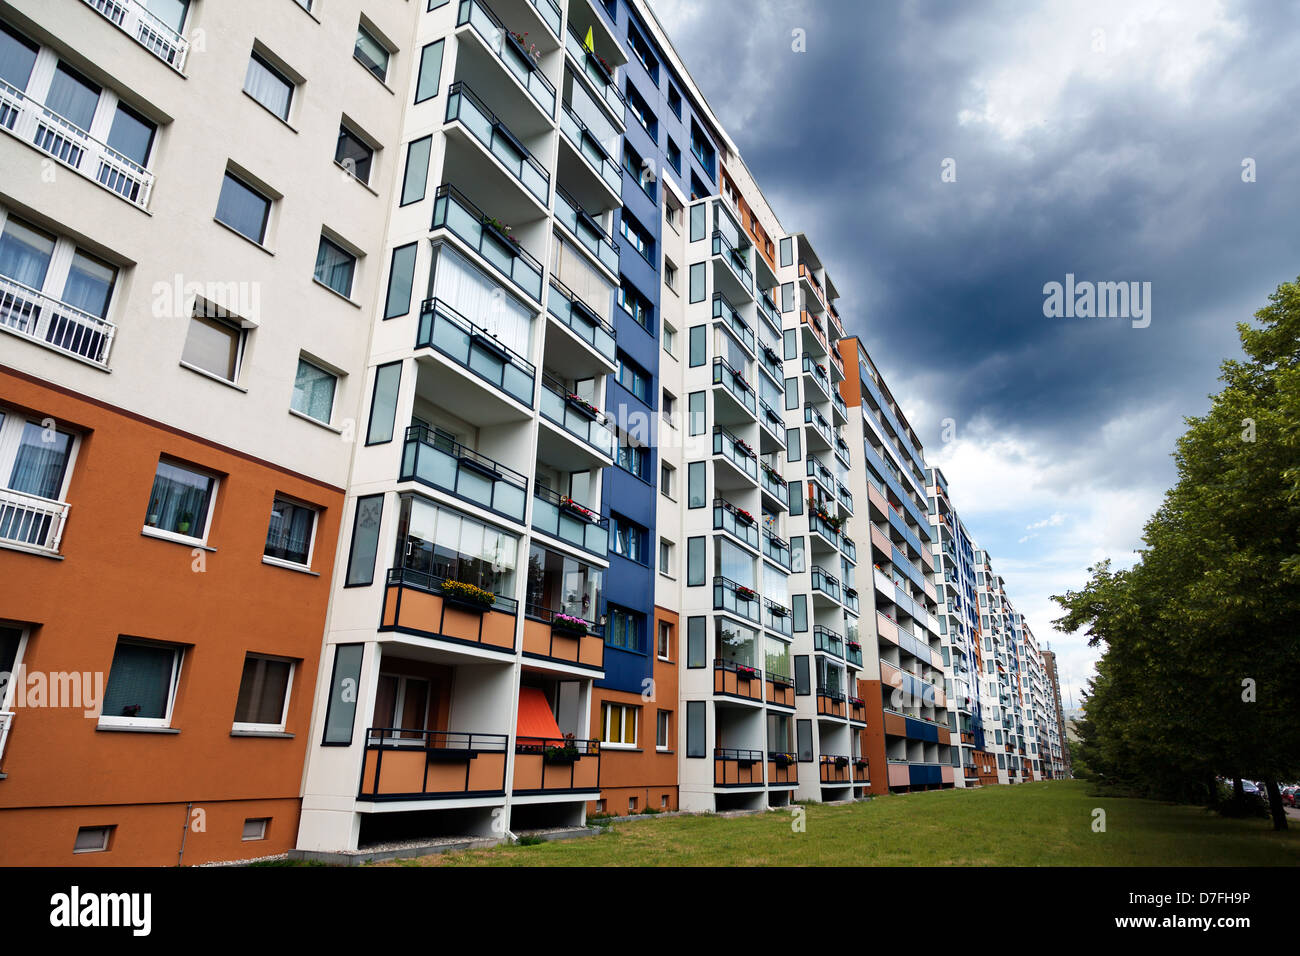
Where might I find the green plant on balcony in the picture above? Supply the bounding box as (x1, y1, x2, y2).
(733, 437, 755, 457)
(560, 496, 596, 521)
(774, 752, 795, 768)
(440, 579, 496, 609)
(552, 612, 590, 635)
(834, 755, 849, 769)
(760, 461, 781, 482)
(481, 215, 520, 246)
(544, 734, 580, 763)
(508, 30, 541, 64)
(566, 392, 599, 417)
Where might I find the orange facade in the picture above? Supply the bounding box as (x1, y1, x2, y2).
(0, 366, 342, 865)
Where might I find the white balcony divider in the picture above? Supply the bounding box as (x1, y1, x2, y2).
(0, 487, 71, 554)
(0, 274, 116, 366)
(0, 712, 11, 764)
(81, 0, 189, 72)
(0, 80, 155, 210)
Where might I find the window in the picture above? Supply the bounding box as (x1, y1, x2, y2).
(335, 124, 374, 184)
(625, 83, 657, 139)
(47, 61, 99, 131)
(322, 643, 364, 742)
(664, 259, 677, 291)
(106, 102, 156, 171)
(415, 39, 444, 103)
(687, 461, 706, 508)
(686, 701, 705, 757)
(619, 210, 654, 264)
(264, 496, 317, 567)
(779, 237, 793, 267)
(215, 172, 272, 244)
(314, 236, 356, 298)
(616, 280, 653, 333)
(667, 84, 682, 117)
(384, 243, 418, 318)
(660, 461, 675, 498)
(608, 607, 644, 652)
(292, 357, 337, 424)
(616, 434, 649, 481)
(74, 826, 114, 854)
(402, 497, 521, 597)
(688, 326, 705, 366)
(656, 710, 670, 750)
(181, 310, 244, 382)
(690, 119, 716, 179)
(666, 138, 682, 175)
(400, 136, 432, 206)
(143, 459, 217, 543)
(662, 323, 676, 357)
(100, 637, 184, 727)
(601, 702, 638, 747)
(686, 616, 705, 667)
(0, 22, 38, 92)
(659, 537, 674, 576)
(609, 514, 648, 564)
(354, 23, 390, 81)
(623, 141, 656, 200)
(689, 263, 705, 303)
(241, 818, 270, 841)
(796, 719, 813, 761)
(661, 389, 676, 426)
(657, 620, 672, 660)
(686, 536, 704, 586)
(244, 51, 293, 121)
(0, 412, 75, 506)
(688, 391, 705, 435)
(628, 25, 659, 81)
(233, 654, 294, 731)
(616, 353, 650, 404)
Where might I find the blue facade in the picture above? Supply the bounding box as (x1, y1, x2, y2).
(593, 0, 723, 694)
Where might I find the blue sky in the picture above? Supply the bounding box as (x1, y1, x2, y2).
(650, 0, 1300, 703)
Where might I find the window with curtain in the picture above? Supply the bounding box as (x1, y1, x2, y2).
(216, 173, 271, 243)
(601, 702, 638, 746)
(106, 103, 156, 167)
(354, 25, 389, 81)
(0, 22, 37, 91)
(607, 607, 643, 652)
(182, 312, 243, 381)
(433, 245, 532, 355)
(233, 654, 292, 728)
(716, 538, 754, 588)
(101, 639, 181, 723)
(291, 358, 336, 423)
(526, 543, 602, 620)
(609, 514, 647, 564)
(244, 52, 293, 120)
(46, 62, 100, 131)
(144, 0, 188, 33)
(264, 496, 316, 566)
(399, 496, 519, 596)
(62, 251, 117, 318)
(0, 216, 54, 291)
(315, 237, 356, 298)
(8, 421, 72, 499)
(144, 460, 215, 539)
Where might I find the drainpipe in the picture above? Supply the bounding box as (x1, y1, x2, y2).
(178, 801, 193, 867)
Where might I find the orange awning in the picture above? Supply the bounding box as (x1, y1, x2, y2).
(516, 686, 562, 746)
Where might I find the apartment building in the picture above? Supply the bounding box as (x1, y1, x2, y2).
(1041, 647, 1069, 778)
(0, 0, 416, 863)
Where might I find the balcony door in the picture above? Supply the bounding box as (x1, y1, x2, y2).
(373, 673, 432, 742)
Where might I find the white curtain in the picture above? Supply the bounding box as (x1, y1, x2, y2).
(551, 237, 612, 321)
(433, 246, 533, 356)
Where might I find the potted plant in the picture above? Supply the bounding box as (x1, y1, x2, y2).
(552, 612, 589, 636)
(481, 215, 521, 252)
(733, 437, 754, 457)
(854, 758, 869, 771)
(834, 755, 849, 769)
(505, 30, 540, 67)
(774, 752, 793, 769)
(559, 496, 596, 521)
(734, 663, 758, 681)
(440, 578, 496, 610)
(177, 511, 194, 535)
(544, 734, 580, 764)
(734, 584, 757, 602)
(566, 393, 599, 418)
(735, 507, 754, 525)
(760, 461, 781, 481)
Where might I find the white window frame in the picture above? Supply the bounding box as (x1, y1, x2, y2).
(601, 702, 637, 750)
(0, 207, 119, 323)
(141, 458, 221, 548)
(656, 709, 669, 751)
(180, 306, 248, 385)
(241, 817, 269, 841)
(262, 493, 319, 572)
(97, 638, 184, 730)
(657, 620, 671, 662)
(658, 537, 674, 577)
(73, 825, 114, 854)
(243, 47, 296, 123)
(0, 407, 81, 505)
(232, 653, 295, 733)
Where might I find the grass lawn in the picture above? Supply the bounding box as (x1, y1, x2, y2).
(376, 780, 1300, 867)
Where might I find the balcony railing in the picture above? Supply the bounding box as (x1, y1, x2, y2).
(446, 82, 549, 203)
(522, 606, 605, 669)
(811, 564, 841, 602)
(711, 357, 756, 414)
(764, 598, 793, 637)
(539, 374, 614, 457)
(800, 310, 828, 353)
(758, 343, 783, 384)
(846, 641, 864, 667)
(758, 398, 786, 446)
(712, 427, 758, 481)
(757, 288, 781, 334)
(0, 80, 154, 209)
(400, 425, 528, 522)
(837, 480, 854, 513)
(416, 297, 536, 407)
(844, 587, 860, 614)
(713, 576, 760, 624)
(806, 454, 835, 492)
(559, 100, 621, 193)
(759, 461, 789, 509)
(512, 737, 600, 794)
(714, 747, 764, 787)
(546, 277, 615, 363)
(712, 231, 753, 293)
(0, 487, 69, 555)
(713, 498, 758, 549)
(849, 697, 867, 723)
(564, 24, 626, 122)
(808, 508, 841, 548)
(532, 484, 608, 556)
(813, 625, 844, 659)
(762, 530, 791, 570)
(712, 292, 754, 354)
(432, 184, 544, 302)
(0, 274, 116, 367)
(767, 751, 798, 785)
(804, 404, 832, 445)
(82, 0, 189, 71)
(554, 186, 620, 275)
(819, 753, 850, 784)
(0, 710, 11, 764)
(458, 0, 557, 116)
(359, 728, 508, 800)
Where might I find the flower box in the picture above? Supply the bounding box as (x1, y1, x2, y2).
(481, 217, 521, 256)
(734, 664, 758, 681)
(505, 30, 540, 69)
(440, 579, 496, 610)
(834, 756, 849, 769)
(774, 753, 794, 768)
(854, 759, 869, 771)
(587, 49, 613, 84)
(544, 742, 580, 764)
(733, 438, 755, 457)
(734, 508, 755, 524)
(734, 585, 757, 602)
(566, 393, 599, 419)
(552, 613, 590, 635)
(560, 497, 596, 521)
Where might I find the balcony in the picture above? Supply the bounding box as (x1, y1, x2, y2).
(800, 311, 828, 356)
(81, 0, 189, 72)
(564, 23, 626, 126)
(445, 82, 550, 204)
(804, 403, 833, 450)
(0, 487, 70, 556)
(759, 462, 789, 511)
(807, 507, 841, 550)
(799, 263, 829, 313)
(849, 696, 867, 724)
(712, 292, 755, 355)
(359, 729, 508, 801)
(768, 752, 798, 786)
(554, 185, 620, 276)
(714, 748, 764, 787)
(801, 357, 831, 404)
(399, 426, 528, 523)
(712, 427, 758, 485)
(539, 375, 614, 460)
(522, 607, 604, 671)
(811, 565, 842, 603)
(380, 568, 518, 656)
(817, 690, 847, 720)
(531, 484, 608, 556)
(806, 455, 835, 496)
(712, 357, 756, 418)
(713, 576, 760, 625)
(432, 185, 544, 302)
(852, 756, 870, 783)
(458, 0, 557, 117)
(819, 754, 851, 785)
(0, 80, 153, 210)
(512, 737, 600, 794)
(764, 599, 793, 637)
(761, 530, 791, 570)
(712, 231, 754, 298)
(837, 480, 854, 514)
(757, 288, 782, 336)
(0, 274, 115, 369)
(558, 99, 621, 195)
(758, 397, 786, 451)
(713, 498, 759, 550)
(416, 298, 536, 409)
(813, 625, 844, 659)
(845, 641, 863, 667)
(546, 278, 616, 366)
(844, 588, 860, 614)
(766, 673, 795, 709)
